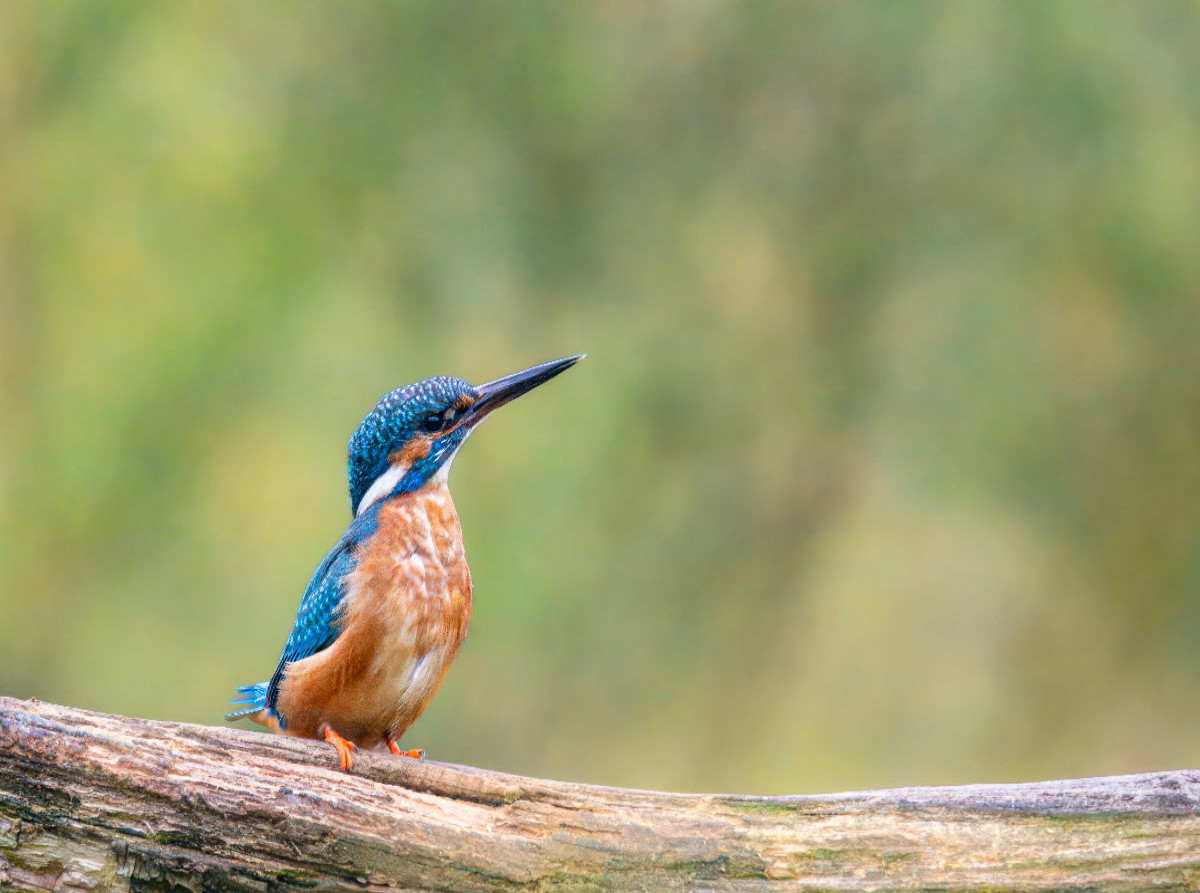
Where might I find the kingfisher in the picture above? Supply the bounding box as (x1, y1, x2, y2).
(226, 355, 583, 770)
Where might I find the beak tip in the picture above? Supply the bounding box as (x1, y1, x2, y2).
(471, 353, 586, 413)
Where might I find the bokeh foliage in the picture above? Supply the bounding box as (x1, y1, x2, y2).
(2, 2, 1199, 793)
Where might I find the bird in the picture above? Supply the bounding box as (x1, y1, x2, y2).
(226, 355, 583, 770)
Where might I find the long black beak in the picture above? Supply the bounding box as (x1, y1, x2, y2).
(465, 355, 584, 427)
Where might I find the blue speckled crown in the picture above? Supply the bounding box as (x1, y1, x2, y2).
(347, 376, 475, 512)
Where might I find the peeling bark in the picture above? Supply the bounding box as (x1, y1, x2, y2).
(1, 697, 1198, 891)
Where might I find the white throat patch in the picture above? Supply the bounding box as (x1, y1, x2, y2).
(427, 442, 462, 487)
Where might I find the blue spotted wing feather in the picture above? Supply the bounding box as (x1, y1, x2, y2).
(226, 504, 382, 724)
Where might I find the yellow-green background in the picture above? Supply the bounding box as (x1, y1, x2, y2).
(2, 2, 1199, 795)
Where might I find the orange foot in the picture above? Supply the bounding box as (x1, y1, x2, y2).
(322, 724, 358, 771)
(387, 739, 425, 760)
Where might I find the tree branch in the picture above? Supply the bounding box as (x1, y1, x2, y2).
(1, 697, 1197, 891)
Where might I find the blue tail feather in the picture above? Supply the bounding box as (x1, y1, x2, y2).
(225, 682, 268, 721)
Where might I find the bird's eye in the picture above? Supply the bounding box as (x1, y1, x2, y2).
(421, 407, 458, 434)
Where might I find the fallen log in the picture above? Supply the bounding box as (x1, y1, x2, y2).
(1, 697, 1197, 891)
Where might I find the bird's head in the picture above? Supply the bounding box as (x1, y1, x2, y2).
(347, 355, 583, 515)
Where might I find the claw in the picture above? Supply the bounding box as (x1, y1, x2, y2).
(322, 724, 358, 771)
(387, 739, 425, 759)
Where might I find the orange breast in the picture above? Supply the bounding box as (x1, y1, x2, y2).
(274, 484, 472, 748)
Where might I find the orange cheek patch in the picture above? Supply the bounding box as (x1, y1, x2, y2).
(390, 437, 432, 468)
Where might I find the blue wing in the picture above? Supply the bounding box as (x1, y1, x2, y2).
(226, 503, 383, 726)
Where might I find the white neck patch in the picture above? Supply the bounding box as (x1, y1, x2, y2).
(355, 438, 468, 516)
(356, 463, 408, 516)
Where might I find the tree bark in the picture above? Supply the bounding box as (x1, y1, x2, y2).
(1, 698, 1198, 892)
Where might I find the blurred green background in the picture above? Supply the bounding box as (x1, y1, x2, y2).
(2, 2, 1199, 795)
